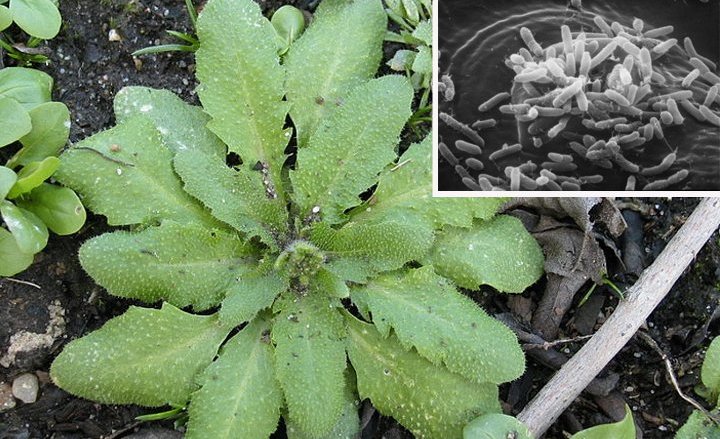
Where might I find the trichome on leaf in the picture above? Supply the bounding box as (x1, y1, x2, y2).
(50, 0, 545, 437)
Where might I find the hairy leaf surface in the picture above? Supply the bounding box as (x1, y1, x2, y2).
(311, 210, 434, 282)
(174, 148, 288, 248)
(56, 117, 219, 228)
(286, 370, 360, 439)
(196, 0, 289, 198)
(346, 316, 502, 439)
(273, 294, 348, 437)
(463, 414, 533, 439)
(285, 0, 386, 146)
(80, 221, 255, 310)
(186, 317, 283, 439)
(114, 86, 225, 159)
(291, 75, 412, 223)
(702, 337, 720, 404)
(350, 136, 505, 229)
(675, 409, 720, 439)
(351, 266, 525, 384)
(50, 304, 227, 406)
(426, 215, 544, 293)
(220, 272, 288, 328)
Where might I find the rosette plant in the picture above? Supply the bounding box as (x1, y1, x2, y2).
(50, 0, 544, 437)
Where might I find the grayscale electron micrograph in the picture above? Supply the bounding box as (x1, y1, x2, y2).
(438, 0, 720, 192)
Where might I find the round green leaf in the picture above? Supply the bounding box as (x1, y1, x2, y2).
(9, 102, 70, 167)
(10, 0, 61, 39)
(0, 200, 48, 254)
(464, 414, 533, 439)
(271, 5, 305, 52)
(0, 5, 12, 31)
(0, 67, 53, 110)
(17, 183, 85, 235)
(0, 96, 32, 147)
(570, 405, 635, 439)
(0, 227, 34, 276)
(6, 156, 60, 198)
(0, 166, 18, 199)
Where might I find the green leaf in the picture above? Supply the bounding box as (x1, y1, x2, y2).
(196, 0, 289, 199)
(291, 75, 413, 223)
(310, 267, 350, 299)
(0, 200, 48, 254)
(8, 102, 70, 167)
(0, 5, 12, 31)
(675, 409, 720, 439)
(570, 404, 635, 439)
(286, 370, 360, 439)
(273, 294, 348, 437)
(346, 315, 502, 439)
(351, 266, 525, 384)
(0, 96, 32, 147)
(349, 136, 506, 229)
(79, 221, 256, 311)
(271, 5, 305, 53)
(702, 337, 720, 404)
(16, 183, 85, 235)
(113, 86, 225, 159)
(0, 166, 17, 199)
(186, 316, 283, 439)
(285, 0, 386, 147)
(425, 215, 544, 293)
(463, 414, 533, 439)
(0, 227, 34, 276)
(311, 210, 434, 282)
(412, 19, 432, 45)
(6, 156, 59, 198)
(0, 67, 52, 110)
(56, 116, 219, 228)
(411, 45, 431, 75)
(9, 0, 62, 39)
(220, 271, 288, 328)
(50, 303, 228, 406)
(173, 148, 288, 249)
(401, 0, 419, 23)
(387, 49, 415, 71)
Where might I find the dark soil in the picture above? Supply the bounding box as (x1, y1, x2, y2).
(0, 1, 717, 439)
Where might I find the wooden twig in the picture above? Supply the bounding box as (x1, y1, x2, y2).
(517, 197, 720, 438)
(523, 334, 593, 351)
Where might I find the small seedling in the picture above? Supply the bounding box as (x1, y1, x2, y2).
(0, 67, 86, 276)
(132, 0, 199, 56)
(0, 0, 61, 64)
(383, 0, 431, 133)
